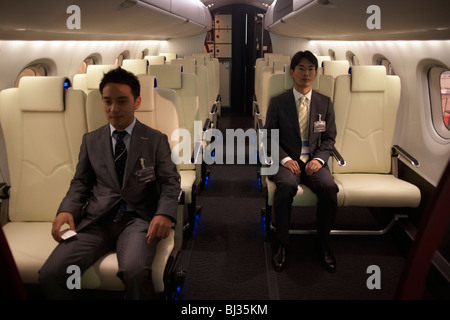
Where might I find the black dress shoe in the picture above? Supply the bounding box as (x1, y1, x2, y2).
(272, 244, 286, 272)
(319, 247, 336, 273)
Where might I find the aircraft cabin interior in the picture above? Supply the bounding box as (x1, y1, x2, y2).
(0, 0, 449, 307)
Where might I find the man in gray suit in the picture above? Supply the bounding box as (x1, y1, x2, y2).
(265, 51, 338, 273)
(39, 67, 181, 299)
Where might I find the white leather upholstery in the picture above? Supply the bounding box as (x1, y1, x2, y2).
(0, 77, 86, 282)
(86, 65, 118, 92)
(122, 59, 148, 76)
(323, 60, 350, 78)
(159, 53, 177, 63)
(0, 75, 181, 294)
(145, 55, 165, 66)
(332, 65, 421, 208)
(263, 64, 420, 236)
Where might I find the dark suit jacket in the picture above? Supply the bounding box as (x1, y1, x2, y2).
(265, 89, 337, 165)
(58, 120, 181, 231)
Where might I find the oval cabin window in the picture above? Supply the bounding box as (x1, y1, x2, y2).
(14, 64, 48, 88)
(428, 66, 450, 139)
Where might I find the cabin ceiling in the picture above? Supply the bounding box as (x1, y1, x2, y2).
(0, 0, 449, 41)
(0, 0, 212, 41)
(199, 0, 274, 11)
(266, 0, 450, 41)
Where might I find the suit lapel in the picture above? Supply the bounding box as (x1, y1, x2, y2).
(123, 121, 148, 187)
(309, 91, 318, 138)
(98, 125, 121, 189)
(286, 92, 301, 141)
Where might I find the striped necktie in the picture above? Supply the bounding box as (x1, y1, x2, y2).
(113, 130, 127, 222)
(114, 130, 128, 186)
(298, 96, 309, 163)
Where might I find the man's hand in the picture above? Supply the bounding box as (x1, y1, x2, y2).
(146, 215, 172, 244)
(283, 159, 301, 176)
(51, 212, 76, 242)
(305, 159, 323, 175)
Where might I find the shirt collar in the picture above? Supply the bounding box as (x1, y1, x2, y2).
(293, 87, 312, 102)
(109, 117, 136, 137)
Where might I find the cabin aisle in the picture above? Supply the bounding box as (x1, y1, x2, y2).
(177, 110, 420, 301)
(179, 110, 269, 300)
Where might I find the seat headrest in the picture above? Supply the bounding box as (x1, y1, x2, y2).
(148, 64, 182, 89)
(284, 70, 293, 89)
(122, 59, 148, 76)
(137, 74, 156, 112)
(351, 65, 386, 92)
(323, 60, 350, 78)
(86, 65, 118, 90)
(145, 55, 165, 65)
(19, 76, 70, 112)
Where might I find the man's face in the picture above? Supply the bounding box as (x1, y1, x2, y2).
(102, 82, 141, 130)
(290, 57, 317, 92)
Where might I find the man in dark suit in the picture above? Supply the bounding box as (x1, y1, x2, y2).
(265, 51, 338, 273)
(39, 67, 181, 299)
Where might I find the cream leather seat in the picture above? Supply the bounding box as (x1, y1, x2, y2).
(332, 65, 421, 209)
(0, 76, 86, 285)
(263, 65, 420, 236)
(145, 55, 165, 66)
(148, 64, 202, 234)
(0, 75, 183, 298)
(83, 71, 182, 296)
(262, 71, 344, 230)
(122, 59, 148, 76)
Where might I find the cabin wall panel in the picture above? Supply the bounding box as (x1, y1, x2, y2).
(0, 37, 205, 92)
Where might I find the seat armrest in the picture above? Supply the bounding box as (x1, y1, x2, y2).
(210, 103, 217, 115)
(392, 145, 420, 167)
(254, 102, 260, 116)
(178, 190, 185, 205)
(0, 183, 10, 199)
(257, 118, 263, 131)
(202, 118, 211, 132)
(191, 140, 203, 164)
(332, 147, 346, 167)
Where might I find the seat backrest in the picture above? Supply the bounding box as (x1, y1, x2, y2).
(312, 74, 335, 101)
(317, 56, 331, 74)
(0, 77, 86, 222)
(149, 64, 200, 145)
(171, 58, 197, 74)
(154, 88, 183, 151)
(122, 59, 148, 76)
(258, 65, 274, 125)
(254, 58, 268, 102)
(136, 74, 157, 129)
(86, 65, 118, 93)
(159, 53, 177, 63)
(323, 60, 350, 78)
(72, 73, 87, 93)
(332, 65, 401, 174)
(273, 58, 290, 74)
(145, 55, 165, 66)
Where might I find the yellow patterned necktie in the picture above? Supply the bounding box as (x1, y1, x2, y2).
(298, 96, 309, 163)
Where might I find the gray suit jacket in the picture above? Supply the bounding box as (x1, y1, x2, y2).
(265, 90, 337, 165)
(58, 120, 181, 231)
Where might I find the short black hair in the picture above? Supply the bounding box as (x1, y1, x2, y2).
(99, 67, 140, 100)
(290, 50, 318, 71)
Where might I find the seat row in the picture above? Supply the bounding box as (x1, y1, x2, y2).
(257, 60, 422, 236)
(0, 64, 211, 296)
